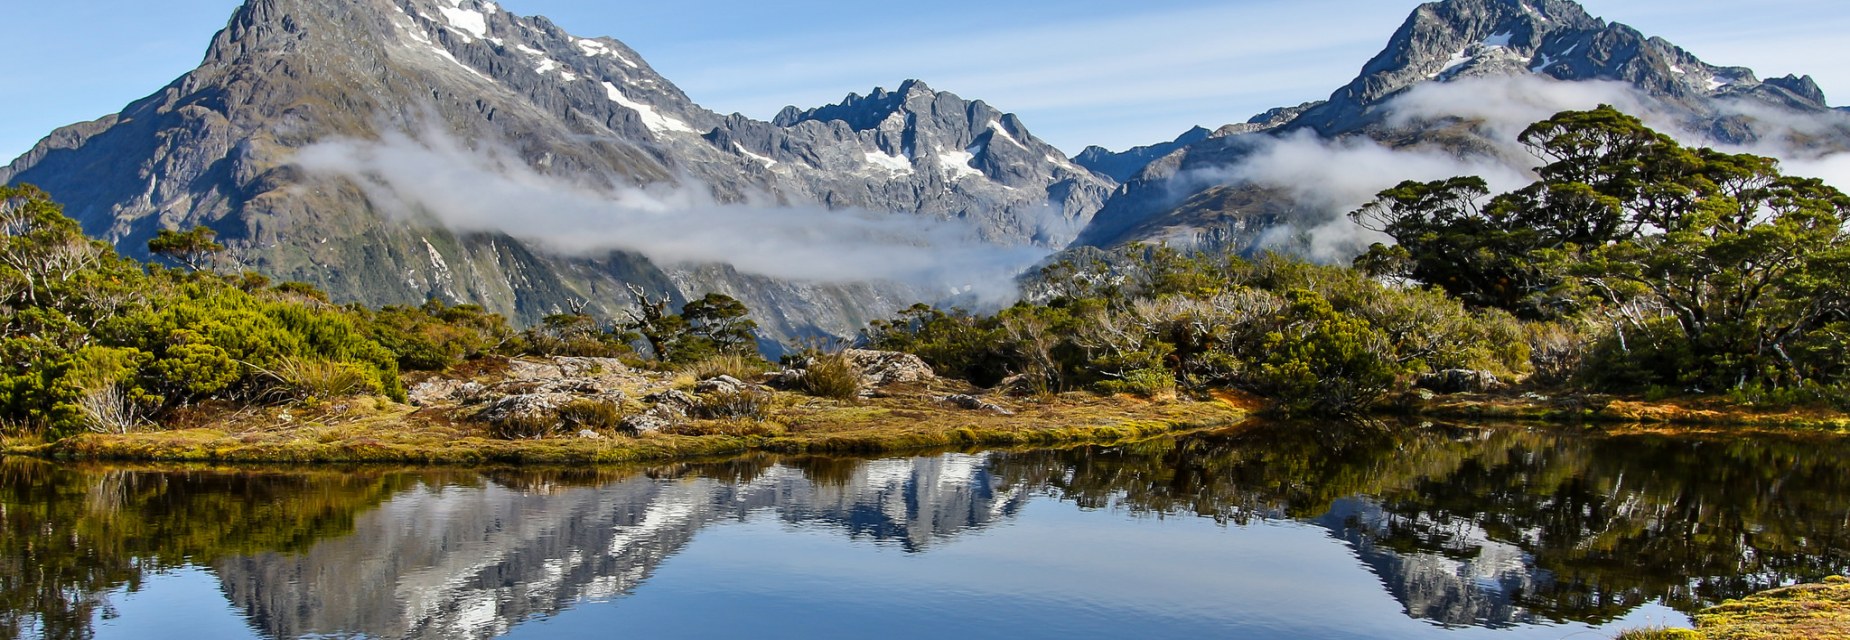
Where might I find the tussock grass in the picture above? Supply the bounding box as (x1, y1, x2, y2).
(799, 351, 861, 401)
(692, 388, 772, 420)
(558, 399, 625, 432)
(681, 354, 767, 382)
(271, 357, 373, 400)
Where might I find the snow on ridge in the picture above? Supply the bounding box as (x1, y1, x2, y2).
(1530, 43, 1578, 73)
(937, 149, 983, 180)
(864, 150, 915, 176)
(577, 38, 642, 69)
(986, 121, 1024, 148)
(436, 1, 490, 40)
(1482, 32, 1513, 49)
(602, 82, 694, 135)
(1434, 49, 1473, 78)
(734, 143, 778, 168)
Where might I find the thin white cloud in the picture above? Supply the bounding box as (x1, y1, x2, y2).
(291, 125, 1049, 302)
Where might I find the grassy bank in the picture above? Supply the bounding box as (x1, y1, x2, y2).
(1619, 577, 1850, 639)
(1413, 392, 1850, 435)
(1, 390, 1250, 465)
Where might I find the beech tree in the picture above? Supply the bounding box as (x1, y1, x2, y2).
(147, 226, 224, 272)
(1354, 105, 1850, 390)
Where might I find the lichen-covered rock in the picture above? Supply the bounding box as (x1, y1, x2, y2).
(503, 359, 566, 381)
(555, 357, 629, 378)
(766, 369, 806, 389)
(694, 375, 749, 396)
(842, 349, 935, 387)
(619, 407, 681, 434)
(475, 393, 574, 428)
(643, 390, 697, 417)
(1416, 369, 1505, 394)
(408, 379, 485, 407)
(940, 394, 1014, 416)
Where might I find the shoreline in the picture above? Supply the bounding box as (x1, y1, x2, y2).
(2, 391, 1251, 465)
(6, 349, 1848, 466)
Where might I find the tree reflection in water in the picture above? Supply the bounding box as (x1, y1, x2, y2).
(987, 422, 1850, 626)
(2, 423, 1847, 638)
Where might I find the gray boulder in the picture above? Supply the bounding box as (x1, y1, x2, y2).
(408, 379, 485, 407)
(475, 393, 575, 428)
(694, 375, 749, 396)
(843, 349, 935, 387)
(940, 394, 1014, 416)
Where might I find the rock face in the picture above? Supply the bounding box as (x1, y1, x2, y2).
(0, 0, 1113, 343)
(1069, 0, 1850, 254)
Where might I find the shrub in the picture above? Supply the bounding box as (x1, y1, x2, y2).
(1249, 290, 1400, 417)
(1095, 367, 1177, 399)
(798, 351, 861, 401)
(1525, 321, 1585, 386)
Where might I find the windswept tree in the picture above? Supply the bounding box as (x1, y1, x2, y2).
(621, 286, 758, 363)
(147, 226, 224, 272)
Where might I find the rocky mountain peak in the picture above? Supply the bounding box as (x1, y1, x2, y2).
(1286, 0, 1831, 135)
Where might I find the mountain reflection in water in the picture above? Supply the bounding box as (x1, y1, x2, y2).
(4, 422, 1848, 639)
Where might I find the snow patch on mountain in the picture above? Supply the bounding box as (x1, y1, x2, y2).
(863, 151, 914, 176)
(577, 39, 639, 69)
(436, 1, 491, 40)
(601, 82, 694, 135)
(938, 150, 983, 180)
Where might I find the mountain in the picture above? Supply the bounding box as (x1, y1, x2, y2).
(1070, 0, 1850, 254)
(1073, 103, 1322, 182)
(214, 454, 1023, 639)
(0, 0, 1113, 340)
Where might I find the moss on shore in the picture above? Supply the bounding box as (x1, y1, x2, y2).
(1414, 392, 1850, 435)
(1618, 576, 1850, 639)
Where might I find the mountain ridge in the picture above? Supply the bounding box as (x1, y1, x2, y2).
(0, 0, 1114, 342)
(1067, 0, 1850, 254)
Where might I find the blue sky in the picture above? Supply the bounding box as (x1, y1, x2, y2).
(2, 0, 1847, 161)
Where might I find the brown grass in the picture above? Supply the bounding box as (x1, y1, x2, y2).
(10, 386, 1248, 466)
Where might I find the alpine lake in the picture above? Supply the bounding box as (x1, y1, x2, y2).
(5, 421, 1847, 639)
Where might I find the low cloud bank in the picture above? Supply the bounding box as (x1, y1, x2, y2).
(1177, 75, 1850, 262)
(293, 127, 1049, 302)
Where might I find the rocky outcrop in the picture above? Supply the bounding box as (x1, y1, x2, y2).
(842, 349, 935, 387)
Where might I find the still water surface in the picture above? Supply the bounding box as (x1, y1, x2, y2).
(5, 422, 1849, 639)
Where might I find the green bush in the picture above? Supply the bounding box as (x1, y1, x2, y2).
(1250, 291, 1401, 417)
(1095, 368, 1176, 399)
